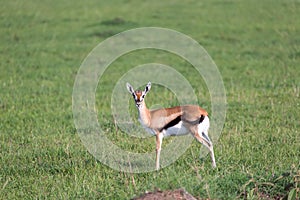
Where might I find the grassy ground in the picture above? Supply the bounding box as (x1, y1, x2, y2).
(1, 0, 299, 199)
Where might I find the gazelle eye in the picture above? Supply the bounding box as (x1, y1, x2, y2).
(142, 94, 145, 98)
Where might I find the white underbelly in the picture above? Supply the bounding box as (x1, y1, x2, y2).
(163, 121, 189, 137)
(140, 121, 188, 137)
(140, 116, 210, 137)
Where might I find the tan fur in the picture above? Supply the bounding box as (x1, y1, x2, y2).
(139, 103, 208, 132)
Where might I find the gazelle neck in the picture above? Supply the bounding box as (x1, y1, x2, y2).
(137, 101, 151, 127)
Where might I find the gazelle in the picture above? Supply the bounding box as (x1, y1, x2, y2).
(126, 82, 216, 170)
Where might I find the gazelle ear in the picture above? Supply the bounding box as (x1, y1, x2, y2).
(126, 82, 135, 94)
(144, 82, 151, 94)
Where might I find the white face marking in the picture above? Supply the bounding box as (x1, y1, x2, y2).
(133, 91, 146, 108)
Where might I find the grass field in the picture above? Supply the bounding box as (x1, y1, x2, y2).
(1, 0, 299, 199)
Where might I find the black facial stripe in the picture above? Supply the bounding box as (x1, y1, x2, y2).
(159, 115, 181, 132)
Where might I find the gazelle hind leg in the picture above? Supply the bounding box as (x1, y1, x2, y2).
(197, 116, 216, 168)
(194, 131, 216, 168)
(211, 149, 216, 168)
(208, 139, 216, 168)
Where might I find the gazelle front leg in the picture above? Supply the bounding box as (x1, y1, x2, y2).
(155, 132, 163, 170)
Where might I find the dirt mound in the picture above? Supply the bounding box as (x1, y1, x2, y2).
(132, 188, 198, 200)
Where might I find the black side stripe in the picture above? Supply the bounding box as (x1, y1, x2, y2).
(159, 115, 181, 132)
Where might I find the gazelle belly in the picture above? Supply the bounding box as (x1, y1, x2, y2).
(163, 121, 189, 137)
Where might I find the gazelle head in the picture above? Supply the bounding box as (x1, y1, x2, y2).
(126, 82, 151, 108)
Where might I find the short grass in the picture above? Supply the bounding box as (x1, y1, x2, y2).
(1, 0, 299, 199)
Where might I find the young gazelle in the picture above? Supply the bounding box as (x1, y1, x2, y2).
(126, 82, 216, 170)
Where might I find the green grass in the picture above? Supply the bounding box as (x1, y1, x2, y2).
(1, 0, 299, 199)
